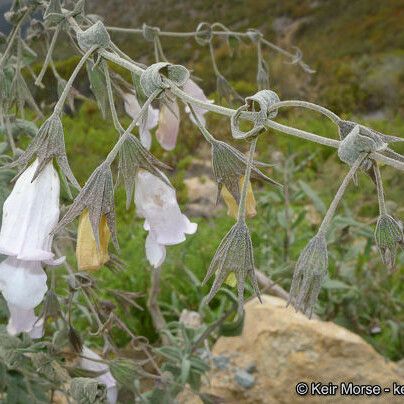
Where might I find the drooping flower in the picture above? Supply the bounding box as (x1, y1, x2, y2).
(123, 92, 159, 150)
(221, 176, 256, 219)
(288, 233, 328, 318)
(155, 97, 180, 151)
(0, 159, 61, 263)
(183, 79, 213, 126)
(6, 303, 43, 338)
(374, 214, 403, 270)
(80, 347, 118, 404)
(134, 169, 197, 268)
(76, 209, 111, 271)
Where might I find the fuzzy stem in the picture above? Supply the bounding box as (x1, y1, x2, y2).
(53, 45, 97, 115)
(81, 47, 404, 171)
(373, 161, 387, 215)
(0, 12, 27, 68)
(104, 89, 161, 165)
(209, 41, 221, 77)
(238, 137, 258, 222)
(4, 115, 17, 156)
(147, 267, 169, 345)
(188, 104, 216, 144)
(35, 24, 61, 86)
(318, 152, 368, 234)
(102, 60, 124, 134)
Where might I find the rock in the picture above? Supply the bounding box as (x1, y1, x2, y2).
(179, 309, 202, 329)
(201, 295, 404, 403)
(212, 355, 230, 370)
(235, 369, 255, 389)
(184, 176, 221, 217)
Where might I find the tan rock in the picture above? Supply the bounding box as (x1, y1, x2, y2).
(202, 295, 403, 403)
(184, 176, 221, 217)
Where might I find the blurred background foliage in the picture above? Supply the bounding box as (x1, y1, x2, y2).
(0, 0, 403, 365)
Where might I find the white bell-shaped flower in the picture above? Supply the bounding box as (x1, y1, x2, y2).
(6, 303, 43, 338)
(183, 79, 213, 126)
(0, 159, 60, 263)
(134, 170, 197, 268)
(80, 347, 118, 404)
(123, 93, 159, 150)
(0, 257, 47, 310)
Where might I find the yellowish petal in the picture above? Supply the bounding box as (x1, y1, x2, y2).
(221, 177, 256, 219)
(224, 272, 237, 287)
(76, 210, 110, 271)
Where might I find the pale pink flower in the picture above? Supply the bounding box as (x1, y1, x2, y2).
(80, 347, 118, 404)
(156, 98, 180, 151)
(134, 170, 197, 268)
(123, 93, 159, 150)
(183, 79, 213, 126)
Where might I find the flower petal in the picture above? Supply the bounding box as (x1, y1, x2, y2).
(0, 160, 60, 261)
(183, 79, 213, 126)
(145, 233, 166, 268)
(134, 170, 197, 246)
(124, 93, 159, 150)
(6, 303, 43, 338)
(156, 99, 180, 151)
(0, 257, 47, 310)
(76, 210, 110, 271)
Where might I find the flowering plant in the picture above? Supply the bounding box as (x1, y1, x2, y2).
(0, 0, 402, 402)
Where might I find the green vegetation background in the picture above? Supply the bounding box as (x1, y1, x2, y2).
(6, 0, 404, 361)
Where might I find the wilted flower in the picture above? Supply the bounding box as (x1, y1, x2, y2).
(156, 97, 180, 151)
(76, 209, 110, 271)
(123, 92, 159, 150)
(134, 169, 197, 268)
(221, 176, 256, 219)
(211, 139, 281, 204)
(118, 134, 171, 209)
(79, 347, 118, 404)
(374, 214, 403, 270)
(183, 79, 213, 126)
(288, 233, 328, 318)
(203, 220, 260, 311)
(53, 163, 118, 250)
(0, 159, 61, 263)
(6, 303, 43, 338)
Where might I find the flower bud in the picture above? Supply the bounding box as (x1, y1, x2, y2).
(288, 233, 328, 318)
(374, 214, 403, 270)
(76, 209, 110, 271)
